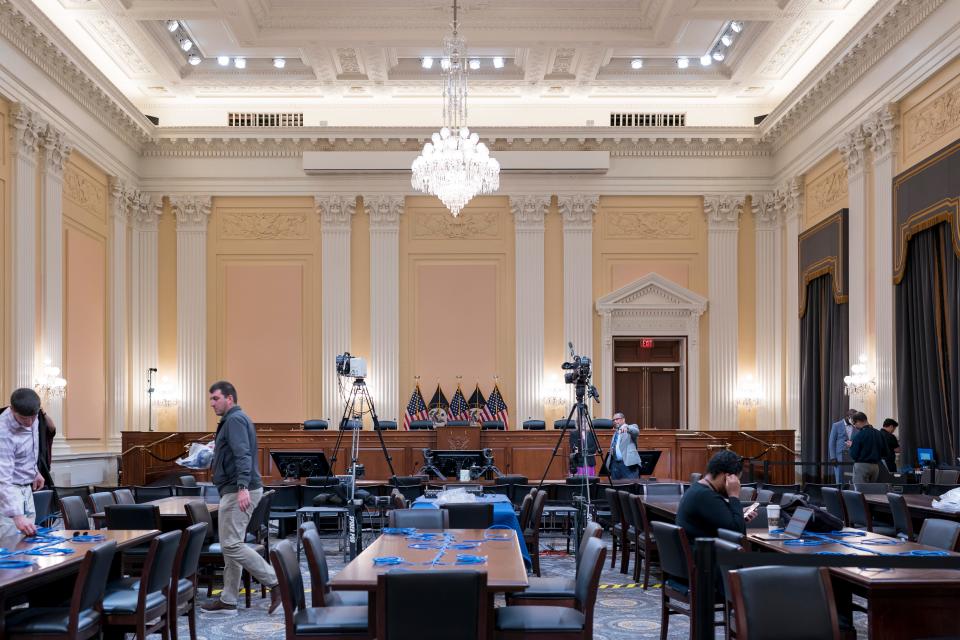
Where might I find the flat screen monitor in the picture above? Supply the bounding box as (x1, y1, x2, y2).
(636, 450, 662, 476)
(917, 447, 935, 467)
(269, 451, 330, 479)
(432, 450, 486, 477)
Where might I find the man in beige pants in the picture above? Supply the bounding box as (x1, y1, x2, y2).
(201, 380, 281, 615)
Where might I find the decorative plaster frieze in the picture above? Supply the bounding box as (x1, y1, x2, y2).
(863, 104, 899, 162)
(605, 210, 693, 239)
(219, 212, 309, 240)
(509, 195, 550, 230)
(365, 195, 405, 230)
(414, 210, 500, 240)
(558, 195, 599, 230)
(315, 194, 357, 230)
(703, 195, 744, 231)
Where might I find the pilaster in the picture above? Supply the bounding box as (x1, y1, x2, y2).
(366, 195, 404, 422)
(317, 195, 357, 422)
(510, 195, 550, 423)
(752, 192, 784, 429)
(839, 126, 870, 391)
(171, 196, 212, 432)
(107, 179, 131, 450)
(704, 195, 744, 430)
(558, 195, 598, 406)
(781, 178, 804, 435)
(131, 195, 160, 430)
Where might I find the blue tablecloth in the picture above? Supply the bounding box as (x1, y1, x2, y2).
(412, 493, 531, 568)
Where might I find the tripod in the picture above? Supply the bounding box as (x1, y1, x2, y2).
(326, 377, 398, 558)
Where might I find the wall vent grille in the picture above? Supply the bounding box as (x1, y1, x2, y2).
(228, 112, 304, 127)
(609, 113, 686, 127)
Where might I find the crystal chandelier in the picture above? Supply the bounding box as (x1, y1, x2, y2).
(843, 353, 876, 398)
(34, 359, 67, 400)
(411, 0, 499, 217)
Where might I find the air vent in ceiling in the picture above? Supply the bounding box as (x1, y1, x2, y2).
(609, 112, 686, 127)
(228, 112, 304, 127)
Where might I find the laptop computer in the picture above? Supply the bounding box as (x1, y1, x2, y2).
(752, 506, 815, 541)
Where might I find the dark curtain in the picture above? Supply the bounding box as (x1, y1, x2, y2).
(800, 274, 849, 483)
(896, 222, 960, 468)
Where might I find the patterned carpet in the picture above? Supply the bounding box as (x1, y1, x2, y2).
(173, 530, 868, 640)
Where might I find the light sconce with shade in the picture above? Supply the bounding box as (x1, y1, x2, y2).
(543, 375, 567, 407)
(844, 353, 876, 398)
(155, 376, 178, 408)
(34, 359, 67, 400)
(735, 375, 761, 409)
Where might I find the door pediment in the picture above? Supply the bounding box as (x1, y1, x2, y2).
(596, 273, 707, 316)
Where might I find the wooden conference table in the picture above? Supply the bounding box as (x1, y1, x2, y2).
(92, 496, 219, 530)
(0, 528, 160, 635)
(864, 492, 960, 522)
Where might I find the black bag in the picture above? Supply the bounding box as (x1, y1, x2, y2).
(780, 494, 844, 533)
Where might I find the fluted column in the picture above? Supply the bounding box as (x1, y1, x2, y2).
(840, 127, 871, 385)
(511, 195, 550, 423)
(558, 195, 598, 403)
(39, 125, 70, 430)
(172, 197, 212, 432)
(10, 105, 44, 389)
(704, 195, 744, 430)
(366, 195, 404, 422)
(753, 192, 783, 429)
(317, 195, 356, 422)
(781, 178, 804, 435)
(107, 180, 132, 449)
(131, 195, 160, 430)
(865, 105, 899, 420)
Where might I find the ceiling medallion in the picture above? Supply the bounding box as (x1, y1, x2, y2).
(411, 0, 499, 217)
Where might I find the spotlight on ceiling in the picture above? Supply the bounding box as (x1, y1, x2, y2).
(730, 21, 743, 33)
(273, 57, 286, 69)
(468, 58, 480, 70)
(677, 57, 689, 69)
(630, 58, 643, 69)
(179, 38, 193, 52)
(440, 57, 451, 70)
(166, 20, 180, 33)
(492, 56, 504, 69)
(721, 34, 733, 47)
(217, 55, 230, 66)
(422, 56, 434, 69)
(234, 57, 246, 69)
(187, 53, 201, 66)
(699, 55, 712, 67)
(712, 51, 725, 62)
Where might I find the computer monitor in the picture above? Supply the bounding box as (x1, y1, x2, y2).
(269, 451, 330, 479)
(917, 448, 935, 467)
(432, 450, 486, 477)
(636, 450, 662, 476)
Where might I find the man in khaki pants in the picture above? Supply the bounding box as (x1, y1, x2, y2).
(201, 380, 281, 615)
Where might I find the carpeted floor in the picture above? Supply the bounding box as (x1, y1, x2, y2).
(176, 530, 867, 639)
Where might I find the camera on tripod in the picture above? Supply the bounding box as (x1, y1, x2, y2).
(335, 352, 367, 378)
(562, 343, 600, 402)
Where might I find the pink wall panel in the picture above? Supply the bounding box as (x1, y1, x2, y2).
(223, 263, 304, 423)
(415, 262, 498, 395)
(64, 227, 106, 439)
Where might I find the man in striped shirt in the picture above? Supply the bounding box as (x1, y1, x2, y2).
(0, 388, 45, 539)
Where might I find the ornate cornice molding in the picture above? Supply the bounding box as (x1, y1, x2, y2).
(509, 195, 550, 230)
(11, 103, 44, 159)
(315, 194, 357, 230)
(365, 195, 404, 230)
(751, 192, 783, 231)
(703, 195, 744, 231)
(863, 104, 899, 162)
(839, 126, 869, 177)
(171, 196, 212, 231)
(558, 195, 598, 230)
(41, 126, 71, 178)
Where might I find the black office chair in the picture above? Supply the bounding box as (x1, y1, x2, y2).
(925, 483, 960, 496)
(392, 476, 426, 503)
(175, 485, 203, 497)
(522, 420, 546, 430)
(717, 528, 746, 546)
(759, 483, 800, 504)
(885, 492, 915, 540)
(303, 419, 329, 430)
(591, 418, 614, 429)
(603, 488, 625, 570)
(409, 420, 434, 430)
(387, 509, 449, 529)
(481, 420, 505, 430)
(442, 503, 494, 528)
(643, 483, 683, 497)
(375, 420, 398, 430)
(505, 521, 602, 608)
(712, 538, 743, 639)
(728, 566, 841, 640)
(113, 488, 136, 505)
(821, 487, 847, 525)
(553, 419, 575, 429)
(271, 540, 368, 639)
(379, 570, 486, 640)
(302, 527, 368, 607)
(4, 540, 117, 640)
(739, 487, 757, 501)
(133, 485, 173, 503)
(841, 490, 896, 535)
(917, 518, 960, 551)
(267, 483, 301, 539)
(853, 482, 891, 494)
(178, 475, 198, 487)
(104, 504, 162, 530)
(169, 523, 207, 640)
(32, 489, 56, 527)
(935, 469, 960, 484)
(801, 483, 841, 506)
(88, 492, 116, 529)
(60, 495, 91, 530)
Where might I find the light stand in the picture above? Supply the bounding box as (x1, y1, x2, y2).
(146, 367, 157, 432)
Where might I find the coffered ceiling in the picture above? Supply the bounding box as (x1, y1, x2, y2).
(31, 0, 880, 127)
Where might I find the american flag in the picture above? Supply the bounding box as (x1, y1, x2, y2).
(449, 385, 469, 421)
(402, 384, 428, 430)
(486, 383, 509, 429)
(468, 384, 492, 421)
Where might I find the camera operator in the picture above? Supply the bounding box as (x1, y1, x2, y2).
(568, 414, 599, 476)
(605, 412, 641, 480)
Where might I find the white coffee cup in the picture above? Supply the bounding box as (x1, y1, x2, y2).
(767, 504, 781, 530)
(459, 469, 472, 482)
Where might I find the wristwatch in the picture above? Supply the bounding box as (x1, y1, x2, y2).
(238, 485, 248, 492)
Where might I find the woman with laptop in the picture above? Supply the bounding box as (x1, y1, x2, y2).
(676, 450, 759, 540)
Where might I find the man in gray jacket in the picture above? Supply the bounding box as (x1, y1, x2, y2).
(606, 412, 641, 479)
(201, 380, 281, 615)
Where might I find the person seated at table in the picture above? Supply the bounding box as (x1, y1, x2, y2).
(568, 414, 599, 476)
(676, 450, 757, 540)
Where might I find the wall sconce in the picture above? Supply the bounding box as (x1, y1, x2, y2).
(155, 376, 178, 408)
(844, 353, 875, 398)
(35, 359, 67, 400)
(735, 375, 761, 409)
(543, 375, 567, 407)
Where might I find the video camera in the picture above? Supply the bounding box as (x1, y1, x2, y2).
(562, 342, 600, 402)
(335, 352, 367, 378)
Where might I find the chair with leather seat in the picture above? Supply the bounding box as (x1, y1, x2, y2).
(885, 492, 915, 540)
(302, 527, 369, 608)
(245, 490, 276, 600)
(759, 484, 801, 504)
(716, 528, 745, 546)
(935, 469, 960, 484)
(651, 521, 725, 640)
(616, 490, 636, 575)
(175, 485, 203, 496)
(387, 508, 449, 529)
(105, 504, 163, 574)
(821, 487, 847, 525)
(506, 521, 602, 608)
(303, 419, 329, 430)
(712, 538, 743, 640)
(629, 494, 660, 588)
(522, 420, 546, 430)
(4, 541, 117, 640)
(442, 503, 494, 528)
(60, 495, 90, 530)
(917, 518, 960, 551)
(524, 490, 547, 576)
(169, 523, 208, 640)
(755, 489, 775, 504)
(88, 492, 116, 528)
(392, 476, 426, 503)
(133, 485, 174, 503)
(801, 483, 841, 506)
(178, 475, 198, 487)
(33, 489, 56, 527)
(494, 536, 606, 640)
(113, 488, 136, 505)
(592, 418, 614, 429)
(409, 420, 434, 430)
(270, 540, 369, 640)
(185, 500, 263, 608)
(738, 487, 757, 502)
(378, 570, 486, 640)
(102, 530, 181, 640)
(728, 566, 840, 640)
(603, 488, 624, 570)
(267, 483, 301, 539)
(516, 493, 534, 531)
(853, 483, 891, 494)
(375, 420, 398, 430)
(481, 420, 505, 430)
(643, 483, 683, 497)
(554, 419, 575, 429)
(841, 490, 896, 535)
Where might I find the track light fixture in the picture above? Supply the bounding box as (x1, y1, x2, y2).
(188, 53, 201, 66)
(493, 56, 504, 69)
(631, 58, 643, 69)
(166, 20, 179, 33)
(712, 51, 725, 62)
(721, 33, 733, 47)
(217, 56, 230, 66)
(422, 56, 434, 69)
(730, 21, 743, 33)
(699, 55, 712, 66)
(468, 58, 480, 70)
(273, 57, 286, 68)
(677, 57, 689, 69)
(179, 38, 193, 52)
(234, 57, 246, 69)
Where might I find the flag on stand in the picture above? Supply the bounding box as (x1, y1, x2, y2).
(449, 384, 469, 421)
(402, 384, 428, 430)
(468, 384, 492, 421)
(486, 383, 509, 429)
(428, 384, 449, 416)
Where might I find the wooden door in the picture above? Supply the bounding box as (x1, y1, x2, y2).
(613, 366, 682, 429)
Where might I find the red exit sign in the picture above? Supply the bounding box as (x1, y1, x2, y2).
(640, 338, 655, 349)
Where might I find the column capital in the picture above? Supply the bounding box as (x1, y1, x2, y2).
(558, 195, 598, 229)
(316, 194, 357, 230)
(41, 126, 71, 178)
(703, 195, 744, 230)
(365, 195, 405, 229)
(11, 103, 44, 160)
(776, 177, 804, 222)
(864, 104, 899, 162)
(839, 126, 869, 177)
(510, 195, 550, 230)
(171, 196, 212, 231)
(751, 192, 783, 230)
(132, 193, 161, 230)
(108, 178, 134, 224)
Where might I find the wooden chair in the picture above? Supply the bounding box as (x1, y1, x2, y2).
(728, 566, 840, 640)
(169, 523, 208, 640)
(377, 570, 486, 640)
(603, 488, 624, 570)
(505, 521, 602, 608)
(524, 489, 547, 576)
(629, 493, 660, 588)
(301, 527, 368, 607)
(917, 518, 960, 551)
